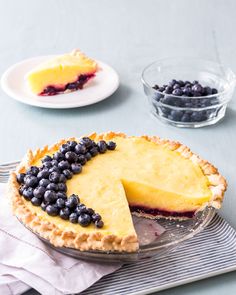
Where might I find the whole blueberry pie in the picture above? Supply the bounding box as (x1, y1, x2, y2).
(26, 49, 98, 96)
(9, 132, 226, 252)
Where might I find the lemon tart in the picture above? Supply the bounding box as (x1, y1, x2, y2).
(9, 132, 226, 252)
(26, 49, 98, 96)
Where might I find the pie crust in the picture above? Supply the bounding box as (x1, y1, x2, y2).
(8, 132, 227, 252)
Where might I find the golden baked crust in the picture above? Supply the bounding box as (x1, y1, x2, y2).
(8, 132, 227, 252)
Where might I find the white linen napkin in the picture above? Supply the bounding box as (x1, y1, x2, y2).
(0, 183, 121, 295)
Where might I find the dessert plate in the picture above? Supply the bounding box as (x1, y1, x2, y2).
(19, 206, 215, 263)
(1, 56, 119, 109)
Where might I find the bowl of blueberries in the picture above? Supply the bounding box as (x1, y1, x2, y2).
(141, 57, 236, 127)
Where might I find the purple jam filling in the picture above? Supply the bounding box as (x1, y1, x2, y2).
(130, 205, 195, 218)
(40, 73, 95, 96)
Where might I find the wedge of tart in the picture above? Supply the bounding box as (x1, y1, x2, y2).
(26, 49, 98, 96)
(9, 132, 226, 252)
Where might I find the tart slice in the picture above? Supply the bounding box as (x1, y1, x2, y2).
(26, 50, 98, 96)
(9, 133, 226, 252)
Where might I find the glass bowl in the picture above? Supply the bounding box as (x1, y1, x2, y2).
(141, 57, 236, 128)
(20, 207, 215, 263)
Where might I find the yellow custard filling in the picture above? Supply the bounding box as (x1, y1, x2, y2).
(21, 136, 212, 236)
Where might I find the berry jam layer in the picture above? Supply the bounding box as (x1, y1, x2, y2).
(40, 74, 95, 96)
(130, 205, 195, 218)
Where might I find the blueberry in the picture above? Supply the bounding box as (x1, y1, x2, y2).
(44, 190, 57, 203)
(107, 141, 116, 150)
(71, 163, 82, 174)
(58, 160, 70, 171)
(49, 172, 61, 183)
(193, 92, 201, 97)
(57, 192, 67, 200)
(17, 173, 26, 184)
(85, 152, 92, 161)
(87, 208, 95, 216)
(37, 169, 50, 180)
(78, 214, 91, 227)
(168, 79, 177, 87)
(22, 187, 34, 200)
(58, 183, 67, 192)
(161, 96, 174, 105)
(41, 202, 48, 211)
(95, 220, 104, 228)
(159, 86, 165, 92)
(210, 98, 219, 105)
(63, 169, 73, 179)
(75, 204, 87, 215)
(51, 160, 58, 167)
(92, 213, 101, 222)
(19, 185, 25, 195)
(212, 88, 218, 94)
(56, 198, 65, 209)
(182, 87, 192, 97)
(173, 83, 180, 90)
(172, 88, 183, 96)
(203, 86, 212, 96)
(60, 143, 71, 154)
(65, 194, 79, 209)
(191, 112, 204, 122)
(49, 166, 60, 173)
(192, 84, 203, 94)
(153, 84, 159, 90)
(181, 114, 191, 122)
(153, 92, 164, 101)
(24, 175, 38, 188)
(97, 140, 107, 153)
(59, 208, 71, 220)
(57, 174, 65, 184)
(160, 106, 170, 117)
(27, 166, 39, 176)
(68, 140, 77, 150)
(75, 144, 87, 154)
(65, 151, 78, 163)
(67, 82, 78, 90)
(201, 98, 211, 107)
(46, 205, 59, 216)
(69, 213, 78, 223)
(43, 161, 53, 169)
(33, 186, 46, 199)
(178, 80, 184, 87)
(53, 152, 65, 162)
(77, 155, 87, 165)
(80, 137, 93, 148)
(31, 197, 42, 206)
(164, 86, 173, 94)
(184, 80, 191, 85)
(39, 178, 50, 187)
(193, 80, 199, 85)
(169, 110, 183, 121)
(42, 155, 52, 163)
(46, 183, 58, 191)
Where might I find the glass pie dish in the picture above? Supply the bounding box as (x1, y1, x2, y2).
(19, 206, 215, 263)
(141, 58, 236, 128)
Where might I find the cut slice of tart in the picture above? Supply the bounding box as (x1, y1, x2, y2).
(9, 132, 226, 252)
(26, 49, 98, 96)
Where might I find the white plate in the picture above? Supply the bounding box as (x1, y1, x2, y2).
(1, 56, 119, 109)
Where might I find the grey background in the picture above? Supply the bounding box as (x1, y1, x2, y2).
(1, 0, 236, 294)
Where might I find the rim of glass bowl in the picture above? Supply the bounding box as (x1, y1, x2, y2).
(141, 57, 236, 102)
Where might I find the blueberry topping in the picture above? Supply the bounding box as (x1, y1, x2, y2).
(46, 183, 58, 191)
(59, 207, 71, 220)
(56, 198, 66, 209)
(41, 202, 48, 211)
(39, 178, 50, 187)
(92, 213, 101, 222)
(58, 160, 70, 171)
(49, 166, 60, 173)
(71, 163, 82, 174)
(57, 183, 67, 192)
(33, 186, 46, 199)
(59, 174, 67, 183)
(69, 212, 78, 223)
(46, 205, 59, 216)
(53, 152, 65, 162)
(60, 143, 71, 154)
(65, 194, 79, 209)
(95, 220, 104, 228)
(68, 140, 77, 150)
(77, 155, 87, 165)
(24, 175, 38, 188)
(44, 190, 57, 203)
(17, 173, 26, 184)
(49, 172, 61, 183)
(85, 152, 92, 160)
(22, 187, 34, 200)
(97, 140, 107, 153)
(75, 144, 87, 154)
(78, 214, 91, 227)
(65, 151, 78, 163)
(43, 161, 53, 169)
(90, 147, 99, 157)
(75, 204, 87, 215)
(51, 160, 59, 167)
(42, 155, 52, 163)
(63, 169, 73, 179)
(56, 192, 67, 200)
(31, 197, 42, 206)
(37, 169, 50, 180)
(87, 208, 95, 215)
(27, 166, 39, 176)
(80, 137, 93, 148)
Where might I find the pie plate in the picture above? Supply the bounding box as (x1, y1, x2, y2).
(1, 56, 119, 109)
(18, 206, 215, 263)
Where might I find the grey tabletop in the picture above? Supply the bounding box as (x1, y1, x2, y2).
(1, 0, 236, 294)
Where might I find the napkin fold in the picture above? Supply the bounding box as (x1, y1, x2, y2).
(0, 184, 121, 295)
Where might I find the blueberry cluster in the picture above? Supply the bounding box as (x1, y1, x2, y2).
(17, 137, 117, 228)
(152, 80, 220, 123)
